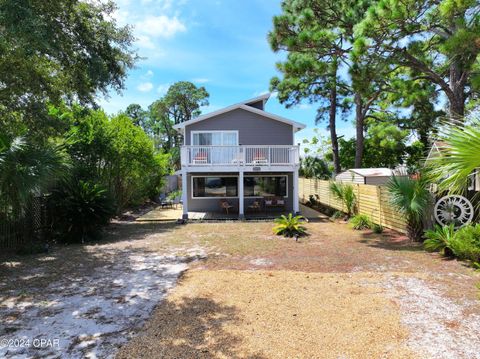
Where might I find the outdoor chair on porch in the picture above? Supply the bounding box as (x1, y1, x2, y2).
(159, 193, 174, 209)
(247, 200, 262, 213)
(264, 196, 286, 213)
(219, 199, 235, 214)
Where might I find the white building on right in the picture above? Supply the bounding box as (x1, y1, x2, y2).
(335, 168, 407, 186)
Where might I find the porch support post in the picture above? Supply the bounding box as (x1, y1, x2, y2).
(239, 171, 245, 219)
(293, 167, 300, 215)
(181, 170, 188, 219)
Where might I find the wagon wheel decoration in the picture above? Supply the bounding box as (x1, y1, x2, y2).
(434, 195, 474, 228)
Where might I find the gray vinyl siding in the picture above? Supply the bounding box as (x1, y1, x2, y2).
(186, 172, 294, 212)
(185, 108, 293, 145)
(365, 176, 392, 185)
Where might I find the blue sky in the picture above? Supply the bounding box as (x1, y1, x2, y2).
(99, 0, 357, 144)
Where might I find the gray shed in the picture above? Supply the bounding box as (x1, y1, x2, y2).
(335, 168, 404, 185)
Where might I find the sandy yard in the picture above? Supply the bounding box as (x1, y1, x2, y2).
(1, 210, 480, 358)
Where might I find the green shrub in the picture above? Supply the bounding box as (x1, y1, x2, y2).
(372, 224, 384, 234)
(329, 182, 356, 217)
(424, 224, 456, 255)
(65, 108, 170, 211)
(49, 180, 116, 243)
(273, 213, 307, 238)
(349, 214, 373, 230)
(449, 224, 480, 262)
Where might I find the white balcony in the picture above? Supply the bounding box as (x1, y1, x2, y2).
(180, 145, 299, 171)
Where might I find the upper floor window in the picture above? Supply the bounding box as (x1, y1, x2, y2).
(192, 131, 238, 146)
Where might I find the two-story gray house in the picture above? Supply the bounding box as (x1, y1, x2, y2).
(174, 93, 305, 219)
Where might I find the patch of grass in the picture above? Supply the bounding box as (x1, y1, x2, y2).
(172, 222, 282, 256)
(349, 214, 373, 230)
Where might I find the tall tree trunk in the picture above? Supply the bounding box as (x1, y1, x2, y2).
(354, 93, 364, 168)
(449, 63, 466, 119)
(329, 82, 341, 175)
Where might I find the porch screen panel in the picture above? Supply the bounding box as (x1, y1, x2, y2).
(244, 176, 287, 197)
(192, 177, 238, 197)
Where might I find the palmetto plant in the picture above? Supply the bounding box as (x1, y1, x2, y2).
(424, 224, 456, 255)
(273, 213, 307, 238)
(0, 136, 69, 217)
(387, 176, 431, 241)
(49, 180, 115, 243)
(426, 119, 480, 196)
(329, 182, 356, 217)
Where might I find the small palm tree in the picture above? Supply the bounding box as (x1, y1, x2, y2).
(0, 136, 69, 216)
(329, 182, 356, 217)
(273, 213, 307, 238)
(387, 176, 431, 241)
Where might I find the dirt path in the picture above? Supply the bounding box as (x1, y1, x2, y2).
(117, 219, 480, 359)
(0, 223, 205, 358)
(1, 217, 479, 358)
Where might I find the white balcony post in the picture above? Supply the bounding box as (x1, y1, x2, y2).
(239, 171, 244, 219)
(180, 146, 188, 167)
(293, 167, 300, 215)
(181, 169, 188, 219)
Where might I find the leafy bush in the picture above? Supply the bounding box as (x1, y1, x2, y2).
(49, 180, 115, 243)
(372, 224, 384, 234)
(273, 213, 307, 238)
(349, 214, 373, 230)
(424, 225, 456, 255)
(64, 107, 170, 212)
(424, 224, 480, 263)
(329, 182, 356, 217)
(449, 224, 480, 262)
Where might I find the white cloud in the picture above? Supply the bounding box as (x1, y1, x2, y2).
(157, 83, 171, 95)
(253, 90, 270, 96)
(135, 35, 156, 49)
(192, 78, 210, 83)
(145, 70, 154, 77)
(298, 103, 313, 110)
(137, 82, 154, 92)
(136, 15, 186, 38)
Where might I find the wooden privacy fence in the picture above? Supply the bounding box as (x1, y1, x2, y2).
(299, 178, 407, 233)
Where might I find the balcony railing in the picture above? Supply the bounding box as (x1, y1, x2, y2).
(181, 145, 299, 167)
